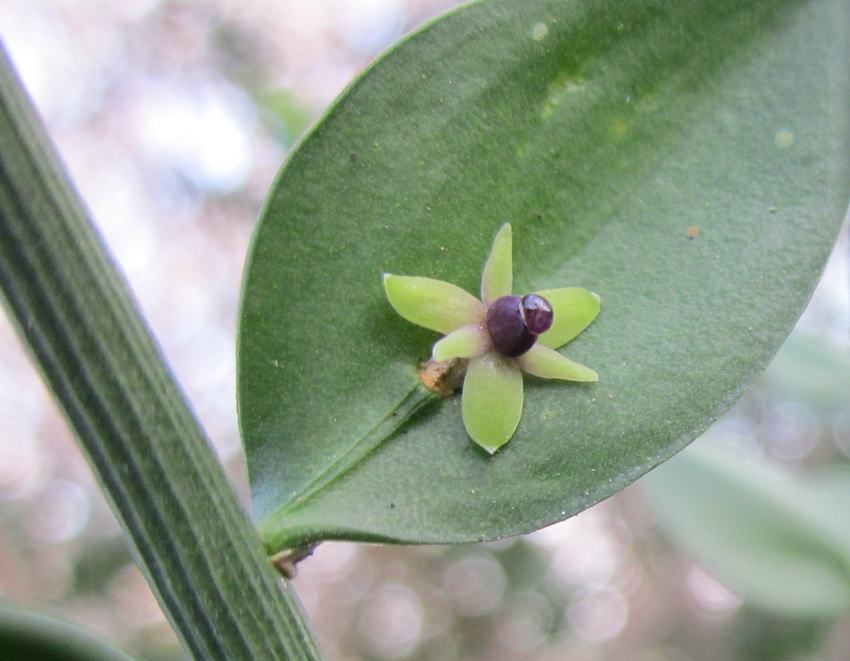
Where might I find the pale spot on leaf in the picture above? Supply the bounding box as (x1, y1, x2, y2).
(775, 128, 794, 148)
(531, 22, 549, 41)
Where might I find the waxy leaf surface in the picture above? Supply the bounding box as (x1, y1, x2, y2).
(238, 0, 850, 551)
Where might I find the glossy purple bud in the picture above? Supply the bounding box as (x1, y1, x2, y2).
(521, 294, 553, 335)
(485, 296, 536, 357)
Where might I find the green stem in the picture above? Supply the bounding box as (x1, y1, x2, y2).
(0, 42, 321, 660)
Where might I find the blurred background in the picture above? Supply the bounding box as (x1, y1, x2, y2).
(1, 1, 849, 659)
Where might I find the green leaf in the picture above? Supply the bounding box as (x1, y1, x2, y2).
(383, 274, 485, 333)
(432, 324, 489, 361)
(758, 330, 850, 417)
(536, 287, 601, 350)
(516, 344, 598, 382)
(462, 352, 524, 454)
(0, 606, 134, 661)
(481, 223, 513, 302)
(238, 0, 850, 551)
(643, 442, 850, 617)
(254, 88, 314, 147)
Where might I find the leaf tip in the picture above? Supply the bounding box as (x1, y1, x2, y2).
(491, 223, 512, 252)
(382, 272, 398, 297)
(468, 434, 502, 455)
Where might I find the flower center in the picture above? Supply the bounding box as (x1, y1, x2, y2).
(485, 294, 553, 357)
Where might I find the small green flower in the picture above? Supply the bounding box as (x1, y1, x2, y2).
(384, 224, 600, 454)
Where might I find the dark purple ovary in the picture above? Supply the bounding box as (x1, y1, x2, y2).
(485, 294, 553, 358)
(521, 294, 554, 334)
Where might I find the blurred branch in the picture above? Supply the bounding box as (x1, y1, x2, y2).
(0, 606, 134, 661)
(0, 42, 321, 660)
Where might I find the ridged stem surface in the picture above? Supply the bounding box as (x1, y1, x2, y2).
(0, 43, 321, 660)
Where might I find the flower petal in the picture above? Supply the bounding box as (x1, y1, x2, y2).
(432, 324, 490, 361)
(480, 223, 512, 303)
(516, 344, 598, 382)
(383, 274, 485, 334)
(462, 353, 523, 454)
(535, 287, 601, 349)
